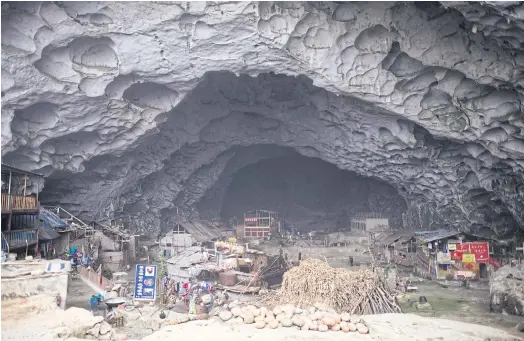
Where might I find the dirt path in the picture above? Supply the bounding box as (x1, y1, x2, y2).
(66, 276, 95, 310)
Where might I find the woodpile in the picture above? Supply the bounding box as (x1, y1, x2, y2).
(261, 258, 401, 314)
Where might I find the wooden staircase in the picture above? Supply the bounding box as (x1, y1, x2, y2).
(42, 206, 94, 242)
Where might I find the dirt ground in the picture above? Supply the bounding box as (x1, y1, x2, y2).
(397, 279, 523, 335)
(2, 295, 522, 341)
(257, 233, 373, 269)
(258, 237, 523, 336)
(3, 234, 522, 341)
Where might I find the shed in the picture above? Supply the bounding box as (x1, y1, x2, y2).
(166, 246, 210, 282)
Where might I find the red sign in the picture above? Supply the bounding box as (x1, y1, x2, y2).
(449, 242, 489, 262)
(469, 242, 489, 262)
(450, 250, 462, 261)
(244, 218, 257, 222)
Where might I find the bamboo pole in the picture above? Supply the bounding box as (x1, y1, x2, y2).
(7, 170, 12, 232)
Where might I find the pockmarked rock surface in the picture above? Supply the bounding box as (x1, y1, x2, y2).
(490, 264, 524, 316)
(1, 2, 523, 237)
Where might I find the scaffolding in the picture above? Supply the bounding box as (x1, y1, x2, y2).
(240, 210, 280, 239)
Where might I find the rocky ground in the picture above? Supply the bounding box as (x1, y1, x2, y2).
(2, 294, 522, 341)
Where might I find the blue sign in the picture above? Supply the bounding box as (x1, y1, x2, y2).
(134, 264, 157, 301)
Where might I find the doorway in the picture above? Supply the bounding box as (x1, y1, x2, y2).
(479, 263, 488, 278)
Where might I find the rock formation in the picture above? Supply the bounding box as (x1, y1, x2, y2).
(490, 264, 524, 316)
(1, 2, 523, 238)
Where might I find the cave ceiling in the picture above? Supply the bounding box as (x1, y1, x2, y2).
(1, 1, 523, 238)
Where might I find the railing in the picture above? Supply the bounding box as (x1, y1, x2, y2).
(79, 267, 114, 291)
(1, 194, 9, 213)
(1, 194, 39, 213)
(42, 205, 89, 228)
(1, 228, 39, 251)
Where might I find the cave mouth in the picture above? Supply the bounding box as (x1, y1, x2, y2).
(197, 149, 407, 232)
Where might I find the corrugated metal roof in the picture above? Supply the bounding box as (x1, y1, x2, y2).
(417, 230, 461, 243)
(1, 164, 43, 177)
(166, 246, 206, 268)
(180, 221, 224, 242)
(379, 230, 416, 246)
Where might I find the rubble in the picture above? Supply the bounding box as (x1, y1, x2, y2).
(490, 264, 524, 315)
(217, 301, 370, 333)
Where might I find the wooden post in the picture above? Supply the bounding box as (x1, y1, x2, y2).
(7, 214, 12, 233)
(35, 215, 40, 257)
(515, 243, 524, 264)
(7, 170, 12, 232)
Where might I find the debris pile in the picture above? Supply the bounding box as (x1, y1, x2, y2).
(85, 320, 118, 340)
(55, 307, 119, 340)
(218, 301, 369, 333)
(490, 264, 524, 315)
(264, 259, 402, 314)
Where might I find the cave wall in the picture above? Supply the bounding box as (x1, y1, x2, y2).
(1, 2, 523, 239)
(211, 154, 406, 230)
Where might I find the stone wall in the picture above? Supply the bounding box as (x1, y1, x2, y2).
(99, 251, 124, 272)
(1, 261, 69, 309)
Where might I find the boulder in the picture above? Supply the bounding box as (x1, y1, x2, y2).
(292, 317, 305, 327)
(86, 324, 101, 336)
(219, 311, 233, 321)
(490, 265, 524, 315)
(268, 320, 279, 329)
(231, 307, 241, 317)
(281, 318, 293, 327)
(318, 324, 329, 332)
(99, 321, 112, 335)
(243, 315, 255, 324)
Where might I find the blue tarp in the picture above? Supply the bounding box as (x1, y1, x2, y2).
(39, 207, 67, 230)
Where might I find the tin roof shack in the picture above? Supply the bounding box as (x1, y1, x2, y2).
(160, 221, 226, 258)
(374, 230, 417, 266)
(165, 246, 218, 283)
(416, 230, 493, 280)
